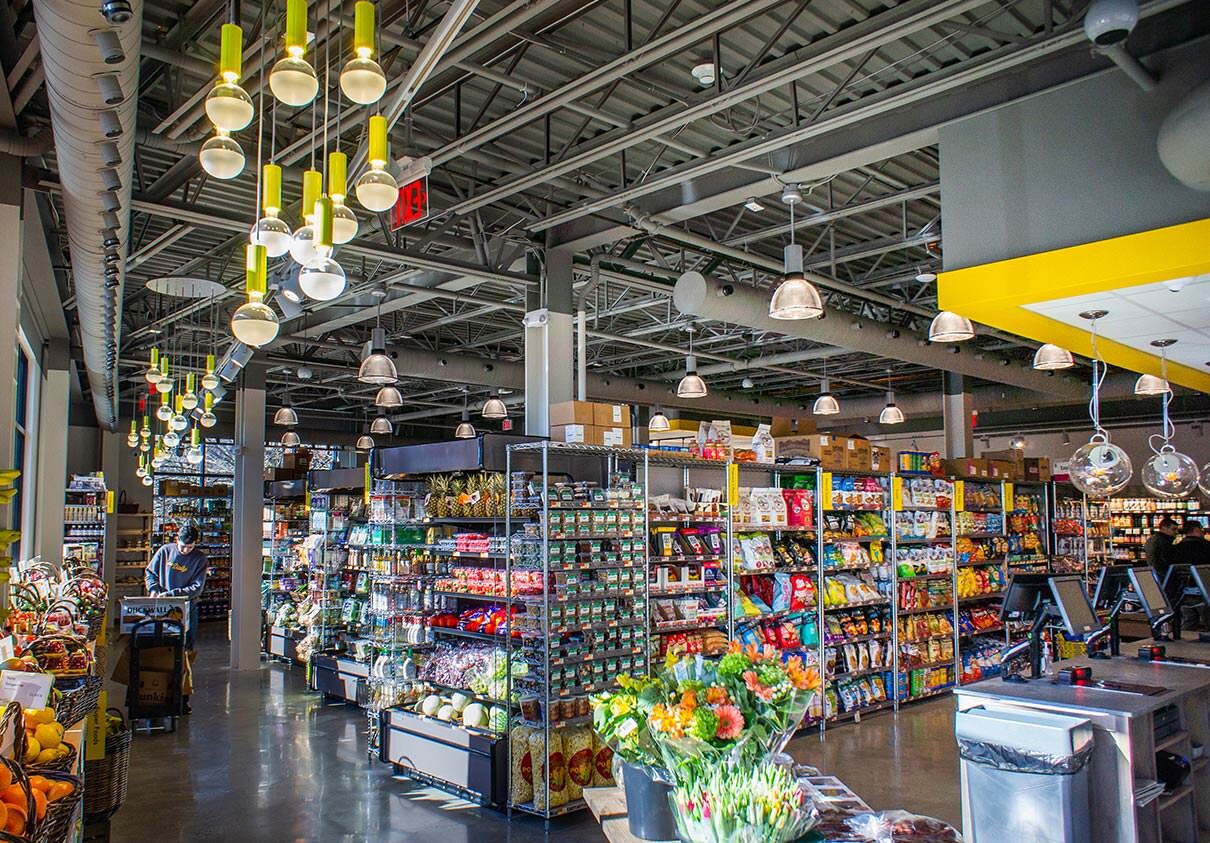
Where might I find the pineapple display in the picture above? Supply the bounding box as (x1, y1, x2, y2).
(487, 472, 506, 517)
(429, 475, 450, 518)
(471, 472, 491, 517)
(449, 476, 467, 517)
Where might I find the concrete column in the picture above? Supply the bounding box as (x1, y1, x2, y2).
(99, 429, 121, 615)
(0, 157, 23, 469)
(524, 248, 575, 435)
(942, 371, 974, 459)
(34, 340, 69, 560)
(230, 363, 266, 670)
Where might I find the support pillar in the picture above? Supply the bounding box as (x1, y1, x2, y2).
(524, 249, 575, 436)
(34, 340, 69, 561)
(230, 363, 266, 670)
(0, 157, 22, 469)
(99, 428, 121, 616)
(942, 371, 974, 459)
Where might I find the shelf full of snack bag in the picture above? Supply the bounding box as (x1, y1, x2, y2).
(1006, 484, 1049, 572)
(649, 486, 729, 661)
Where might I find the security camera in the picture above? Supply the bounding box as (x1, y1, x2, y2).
(718, 284, 734, 297)
(100, 0, 133, 25)
(1084, 0, 1138, 47)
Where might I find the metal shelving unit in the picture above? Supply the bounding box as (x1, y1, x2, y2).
(63, 477, 108, 574)
(952, 479, 1010, 685)
(113, 511, 153, 598)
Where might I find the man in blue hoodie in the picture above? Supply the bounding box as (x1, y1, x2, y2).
(145, 522, 207, 712)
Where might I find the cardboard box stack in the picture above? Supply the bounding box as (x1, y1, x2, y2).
(550, 401, 633, 448)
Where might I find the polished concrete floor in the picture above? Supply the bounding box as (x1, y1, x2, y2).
(113, 631, 962, 841)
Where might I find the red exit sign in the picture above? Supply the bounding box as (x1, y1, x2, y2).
(391, 176, 430, 229)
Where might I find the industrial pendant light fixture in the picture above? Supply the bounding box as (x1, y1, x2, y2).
(281, 430, 302, 448)
(1068, 310, 1133, 497)
(205, 23, 254, 131)
(269, 0, 318, 107)
(928, 310, 975, 343)
(648, 405, 670, 433)
(1134, 363, 1171, 396)
(1032, 343, 1075, 370)
(290, 169, 322, 266)
(370, 415, 393, 435)
(273, 402, 299, 426)
(768, 186, 823, 320)
(878, 371, 904, 425)
(813, 361, 839, 415)
(358, 300, 397, 383)
(1140, 339, 1199, 499)
(356, 434, 375, 451)
(251, 163, 293, 257)
(454, 390, 476, 439)
(375, 385, 403, 408)
(481, 391, 507, 420)
(1010, 432, 1027, 450)
(340, 1, 386, 104)
(230, 243, 280, 347)
(356, 115, 399, 212)
(676, 327, 708, 399)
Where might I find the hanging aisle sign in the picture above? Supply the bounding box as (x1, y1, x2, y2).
(391, 176, 429, 229)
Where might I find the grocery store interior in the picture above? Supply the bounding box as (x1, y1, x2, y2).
(2, 0, 1210, 840)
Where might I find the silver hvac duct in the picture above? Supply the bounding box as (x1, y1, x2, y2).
(32, 0, 142, 429)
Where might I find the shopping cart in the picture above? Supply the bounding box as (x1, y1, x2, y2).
(125, 618, 185, 732)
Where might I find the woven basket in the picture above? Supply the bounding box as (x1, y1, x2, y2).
(0, 753, 38, 842)
(52, 677, 102, 729)
(83, 710, 130, 819)
(31, 770, 82, 843)
(21, 742, 75, 777)
(26, 636, 91, 680)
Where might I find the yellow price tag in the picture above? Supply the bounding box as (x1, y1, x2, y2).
(105, 490, 115, 514)
(727, 464, 739, 508)
(820, 472, 833, 509)
(953, 480, 965, 513)
(304, 488, 311, 511)
(85, 688, 107, 761)
(1004, 482, 1014, 511)
(364, 462, 371, 506)
(891, 476, 903, 512)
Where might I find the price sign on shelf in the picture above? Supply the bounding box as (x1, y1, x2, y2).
(0, 670, 53, 710)
(390, 176, 430, 229)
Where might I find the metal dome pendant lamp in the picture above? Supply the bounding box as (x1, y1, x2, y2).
(768, 186, 823, 320)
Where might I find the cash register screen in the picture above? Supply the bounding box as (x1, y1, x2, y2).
(1049, 575, 1101, 639)
(1191, 566, 1210, 604)
(1129, 567, 1173, 619)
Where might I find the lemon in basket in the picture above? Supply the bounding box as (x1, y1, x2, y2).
(34, 748, 55, 765)
(33, 724, 60, 751)
(23, 737, 39, 763)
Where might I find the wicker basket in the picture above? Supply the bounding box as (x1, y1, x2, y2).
(22, 742, 75, 777)
(0, 752, 38, 842)
(82, 710, 130, 819)
(52, 677, 102, 729)
(31, 770, 82, 843)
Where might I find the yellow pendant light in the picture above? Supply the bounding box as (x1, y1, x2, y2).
(340, 2, 386, 105)
(145, 346, 162, 385)
(270, 0, 318, 107)
(251, 163, 293, 258)
(201, 353, 219, 391)
(205, 23, 254, 131)
(356, 115, 398, 212)
(200, 392, 218, 428)
(181, 372, 199, 410)
(290, 168, 322, 265)
(328, 151, 358, 243)
(156, 356, 173, 394)
(299, 196, 346, 300)
(231, 243, 280, 347)
(186, 428, 204, 465)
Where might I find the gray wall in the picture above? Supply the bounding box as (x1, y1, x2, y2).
(940, 37, 1210, 270)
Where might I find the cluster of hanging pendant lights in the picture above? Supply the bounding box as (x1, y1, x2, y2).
(129, 347, 224, 484)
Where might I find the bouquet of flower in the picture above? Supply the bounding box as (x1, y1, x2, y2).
(591, 674, 666, 772)
(670, 760, 818, 843)
(648, 643, 820, 776)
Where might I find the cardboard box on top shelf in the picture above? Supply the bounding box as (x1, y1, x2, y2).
(770, 416, 818, 438)
(1022, 457, 1052, 482)
(944, 458, 988, 479)
(282, 448, 311, 470)
(870, 445, 892, 472)
(551, 423, 590, 444)
(592, 402, 631, 429)
(986, 459, 1017, 480)
(550, 400, 597, 427)
(600, 426, 633, 449)
(844, 436, 872, 471)
(982, 448, 1024, 463)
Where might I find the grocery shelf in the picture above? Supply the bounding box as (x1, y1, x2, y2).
(898, 604, 954, 615)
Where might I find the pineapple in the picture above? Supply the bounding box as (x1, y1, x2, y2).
(430, 475, 450, 518)
(449, 476, 466, 517)
(472, 472, 491, 517)
(488, 472, 506, 517)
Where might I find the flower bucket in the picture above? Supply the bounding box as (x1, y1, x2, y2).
(622, 762, 678, 841)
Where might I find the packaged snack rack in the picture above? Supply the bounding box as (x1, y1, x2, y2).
(1005, 481, 1050, 575)
(732, 462, 821, 723)
(1051, 484, 1113, 587)
(1109, 496, 1205, 563)
(952, 479, 1009, 685)
(819, 469, 895, 722)
(262, 479, 307, 662)
(892, 473, 956, 704)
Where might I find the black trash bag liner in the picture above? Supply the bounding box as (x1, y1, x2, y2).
(958, 737, 1093, 776)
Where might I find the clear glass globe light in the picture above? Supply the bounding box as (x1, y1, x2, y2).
(250, 216, 293, 258)
(299, 256, 346, 301)
(135, 463, 147, 478)
(332, 203, 358, 244)
(201, 372, 219, 391)
(1068, 438, 1134, 497)
(155, 377, 173, 395)
(181, 391, 199, 411)
(204, 82, 254, 131)
(126, 433, 139, 448)
(289, 224, 317, 266)
(170, 413, 188, 432)
(144, 365, 161, 385)
(356, 168, 398, 213)
(340, 57, 387, 105)
(199, 134, 245, 180)
(156, 403, 173, 422)
(163, 430, 180, 448)
(231, 299, 280, 347)
(1142, 450, 1200, 499)
(142, 474, 153, 487)
(200, 410, 218, 429)
(138, 439, 150, 453)
(269, 55, 318, 107)
(186, 446, 204, 466)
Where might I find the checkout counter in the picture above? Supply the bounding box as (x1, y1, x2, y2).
(955, 567, 1210, 843)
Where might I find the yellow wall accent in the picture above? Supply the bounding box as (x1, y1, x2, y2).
(938, 218, 1210, 393)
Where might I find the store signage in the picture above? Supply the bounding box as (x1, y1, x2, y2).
(0, 670, 53, 709)
(391, 176, 430, 229)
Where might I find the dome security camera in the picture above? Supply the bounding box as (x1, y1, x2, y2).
(1084, 0, 1138, 47)
(100, 0, 133, 24)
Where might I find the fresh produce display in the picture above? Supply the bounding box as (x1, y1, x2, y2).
(21, 707, 73, 767)
(670, 761, 818, 843)
(425, 472, 508, 519)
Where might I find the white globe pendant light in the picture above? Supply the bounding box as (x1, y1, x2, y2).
(231, 244, 280, 347)
(204, 25, 254, 131)
(356, 116, 398, 213)
(340, 3, 387, 105)
(250, 163, 293, 258)
(290, 170, 322, 267)
(269, 0, 318, 107)
(199, 132, 245, 180)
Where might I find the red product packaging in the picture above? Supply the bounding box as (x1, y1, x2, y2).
(784, 490, 811, 528)
(789, 574, 815, 610)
